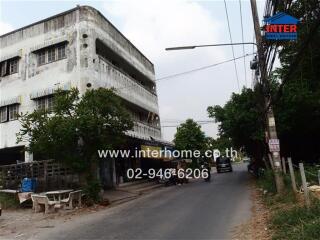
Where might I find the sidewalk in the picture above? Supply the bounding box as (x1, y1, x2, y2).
(103, 190, 139, 204)
(103, 180, 164, 204)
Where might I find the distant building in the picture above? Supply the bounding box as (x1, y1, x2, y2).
(0, 6, 169, 185)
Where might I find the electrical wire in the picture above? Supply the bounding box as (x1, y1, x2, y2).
(239, 0, 247, 87)
(161, 119, 213, 123)
(223, 0, 240, 92)
(161, 121, 215, 128)
(155, 53, 254, 82)
(111, 53, 255, 95)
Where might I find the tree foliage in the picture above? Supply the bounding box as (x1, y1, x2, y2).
(207, 0, 320, 163)
(207, 88, 265, 161)
(205, 136, 232, 155)
(271, 0, 320, 163)
(173, 119, 206, 155)
(17, 88, 133, 178)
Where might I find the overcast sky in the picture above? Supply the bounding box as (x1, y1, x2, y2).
(0, 0, 266, 141)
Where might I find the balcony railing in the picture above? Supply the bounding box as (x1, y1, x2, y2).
(126, 121, 161, 140)
(98, 58, 159, 114)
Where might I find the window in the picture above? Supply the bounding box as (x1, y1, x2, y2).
(38, 51, 46, 66)
(57, 45, 66, 60)
(9, 59, 18, 74)
(0, 58, 19, 77)
(36, 98, 46, 111)
(36, 96, 54, 112)
(1, 61, 7, 77)
(8, 104, 19, 120)
(47, 96, 54, 112)
(47, 48, 56, 63)
(0, 107, 7, 123)
(37, 43, 67, 66)
(0, 104, 19, 122)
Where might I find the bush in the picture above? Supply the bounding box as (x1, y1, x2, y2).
(271, 201, 320, 240)
(0, 193, 20, 209)
(83, 180, 102, 204)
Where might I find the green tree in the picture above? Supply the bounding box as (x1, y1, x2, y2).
(173, 119, 206, 161)
(207, 88, 265, 162)
(205, 136, 233, 156)
(17, 88, 133, 183)
(270, 0, 320, 163)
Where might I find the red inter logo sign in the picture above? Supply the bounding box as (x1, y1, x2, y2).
(264, 12, 299, 40)
(265, 24, 297, 33)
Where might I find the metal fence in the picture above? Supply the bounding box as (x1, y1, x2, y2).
(0, 159, 79, 192)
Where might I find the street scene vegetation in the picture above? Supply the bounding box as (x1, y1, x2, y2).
(0, 0, 319, 239)
(207, 1, 320, 238)
(16, 88, 133, 201)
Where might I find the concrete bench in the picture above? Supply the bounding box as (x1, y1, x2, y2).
(61, 190, 82, 209)
(31, 195, 58, 214)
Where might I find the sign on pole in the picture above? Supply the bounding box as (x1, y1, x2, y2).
(269, 139, 280, 152)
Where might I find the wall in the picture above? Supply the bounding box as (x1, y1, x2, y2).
(0, 6, 162, 161)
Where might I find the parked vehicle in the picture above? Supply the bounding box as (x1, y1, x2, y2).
(157, 169, 177, 186)
(201, 163, 211, 182)
(248, 160, 265, 177)
(216, 157, 233, 173)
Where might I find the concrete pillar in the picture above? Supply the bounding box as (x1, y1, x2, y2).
(25, 151, 33, 162)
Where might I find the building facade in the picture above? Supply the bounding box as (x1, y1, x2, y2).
(0, 6, 163, 168)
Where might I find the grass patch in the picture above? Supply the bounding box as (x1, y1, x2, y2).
(257, 169, 277, 194)
(257, 169, 299, 205)
(271, 201, 320, 240)
(304, 165, 320, 185)
(0, 193, 20, 209)
(257, 168, 320, 239)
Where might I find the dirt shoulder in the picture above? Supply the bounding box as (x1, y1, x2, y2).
(232, 182, 272, 240)
(0, 187, 153, 240)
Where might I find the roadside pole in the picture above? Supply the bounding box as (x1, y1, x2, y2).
(282, 157, 286, 174)
(250, 0, 284, 193)
(299, 163, 311, 208)
(288, 157, 297, 192)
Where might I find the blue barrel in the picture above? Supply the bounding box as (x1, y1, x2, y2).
(21, 178, 37, 192)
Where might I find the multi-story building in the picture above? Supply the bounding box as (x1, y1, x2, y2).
(0, 5, 165, 176)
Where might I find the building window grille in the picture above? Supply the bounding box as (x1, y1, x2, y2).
(37, 43, 67, 66)
(47, 96, 54, 112)
(0, 58, 19, 77)
(36, 98, 46, 111)
(36, 96, 54, 112)
(9, 59, 18, 74)
(38, 51, 46, 66)
(0, 107, 8, 122)
(0, 104, 20, 122)
(0, 61, 7, 77)
(47, 48, 56, 63)
(57, 45, 66, 60)
(8, 104, 19, 120)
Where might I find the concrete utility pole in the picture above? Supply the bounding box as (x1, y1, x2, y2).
(250, 0, 284, 193)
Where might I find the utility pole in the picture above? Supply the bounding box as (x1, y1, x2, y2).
(250, 0, 284, 193)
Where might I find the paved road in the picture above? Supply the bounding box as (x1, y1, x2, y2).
(33, 163, 252, 240)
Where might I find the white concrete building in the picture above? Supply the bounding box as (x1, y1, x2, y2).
(0, 6, 162, 164)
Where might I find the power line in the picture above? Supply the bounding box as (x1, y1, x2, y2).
(223, 0, 240, 92)
(155, 53, 254, 81)
(113, 53, 255, 93)
(161, 121, 215, 128)
(239, 0, 247, 87)
(161, 119, 213, 123)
